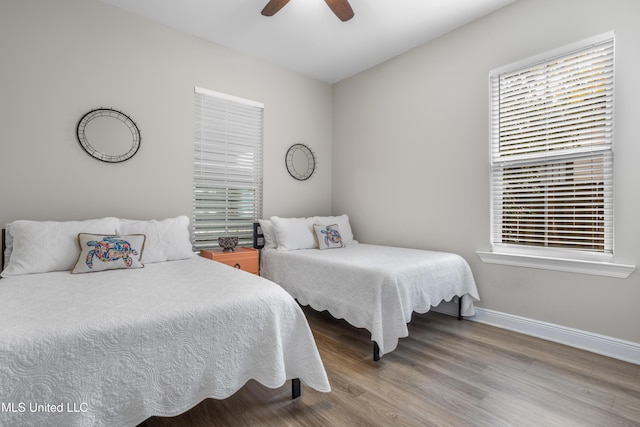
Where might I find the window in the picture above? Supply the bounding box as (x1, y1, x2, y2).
(478, 32, 633, 277)
(489, 32, 614, 262)
(193, 87, 263, 250)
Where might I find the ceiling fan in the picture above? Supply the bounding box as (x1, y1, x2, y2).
(261, 0, 355, 22)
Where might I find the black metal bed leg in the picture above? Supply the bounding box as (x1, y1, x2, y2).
(458, 296, 463, 320)
(291, 378, 301, 399)
(373, 341, 380, 361)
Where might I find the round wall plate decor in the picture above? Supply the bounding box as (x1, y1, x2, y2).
(76, 108, 141, 163)
(285, 143, 316, 181)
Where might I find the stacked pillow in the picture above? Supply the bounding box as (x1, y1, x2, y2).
(1, 216, 195, 277)
(262, 214, 356, 251)
(2, 217, 120, 276)
(117, 216, 194, 264)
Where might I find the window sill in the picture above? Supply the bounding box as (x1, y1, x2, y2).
(475, 251, 636, 279)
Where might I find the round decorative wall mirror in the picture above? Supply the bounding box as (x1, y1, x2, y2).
(285, 143, 316, 181)
(76, 108, 141, 163)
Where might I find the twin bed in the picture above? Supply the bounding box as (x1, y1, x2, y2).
(257, 215, 480, 360)
(0, 213, 479, 426)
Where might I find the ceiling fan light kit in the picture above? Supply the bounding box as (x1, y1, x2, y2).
(261, 0, 354, 22)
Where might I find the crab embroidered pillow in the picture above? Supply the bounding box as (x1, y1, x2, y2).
(72, 234, 146, 274)
(313, 224, 344, 250)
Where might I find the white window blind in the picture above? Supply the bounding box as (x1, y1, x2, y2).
(490, 33, 614, 258)
(193, 87, 263, 250)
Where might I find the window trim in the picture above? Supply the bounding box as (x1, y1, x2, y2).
(476, 250, 635, 278)
(192, 87, 264, 250)
(480, 31, 635, 277)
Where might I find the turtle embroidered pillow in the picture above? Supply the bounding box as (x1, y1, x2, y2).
(72, 234, 146, 274)
(313, 214, 357, 245)
(313, 224, 344, 250)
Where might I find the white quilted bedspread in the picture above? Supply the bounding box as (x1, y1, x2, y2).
(0, 256, 330, 427)
(261, 244, 480, 357)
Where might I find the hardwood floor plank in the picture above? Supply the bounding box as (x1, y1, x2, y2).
(478, 365, 628, 426)
(144, 308, 640, 427)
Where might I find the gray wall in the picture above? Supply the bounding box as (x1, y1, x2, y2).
(332, 0, 640, 343)
(0, 0, 333, 226)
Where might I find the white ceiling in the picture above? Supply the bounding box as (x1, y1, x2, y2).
(99, 0, 516, 84)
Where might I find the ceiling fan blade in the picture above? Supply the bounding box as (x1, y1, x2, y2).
(261, 0, 291, 16)
(325, 0, 354, 22)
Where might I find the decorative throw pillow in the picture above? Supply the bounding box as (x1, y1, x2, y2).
(313, 224, 344, 250)
(313, 214, 357, 245)
(117, 216, 194, 263)
(72, 234, 146, 274)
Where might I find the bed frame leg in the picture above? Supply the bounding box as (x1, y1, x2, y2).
(291, 378, 301, 399)
(373, 342, 380, 361)
(458, 296, 463, 320)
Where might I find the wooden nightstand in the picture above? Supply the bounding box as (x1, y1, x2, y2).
(199, 248, 259, 275)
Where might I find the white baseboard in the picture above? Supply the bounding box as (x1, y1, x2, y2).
(432, 302, 640, 365)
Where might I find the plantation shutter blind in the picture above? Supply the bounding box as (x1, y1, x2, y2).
(490, 33, 614, 256)
(193, 87, 263, 250)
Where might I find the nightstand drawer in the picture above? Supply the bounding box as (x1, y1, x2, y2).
(200, 248, 259, 274)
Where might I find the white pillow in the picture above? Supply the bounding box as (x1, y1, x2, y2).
(3, 223, 14, 269)
(258, 219, 278, 249)
(270, 216, 316, 251)
(1, 217, 120, 277)
(117, 216, 195, 263)
(72, 234, 146, 274)
(313, 214, 356, 245)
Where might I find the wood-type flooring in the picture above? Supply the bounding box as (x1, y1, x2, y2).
(144, 306, 640, 426)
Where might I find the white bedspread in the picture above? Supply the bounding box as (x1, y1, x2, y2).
(0, 256, 330, 427)
(261, 244, 480, 357)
